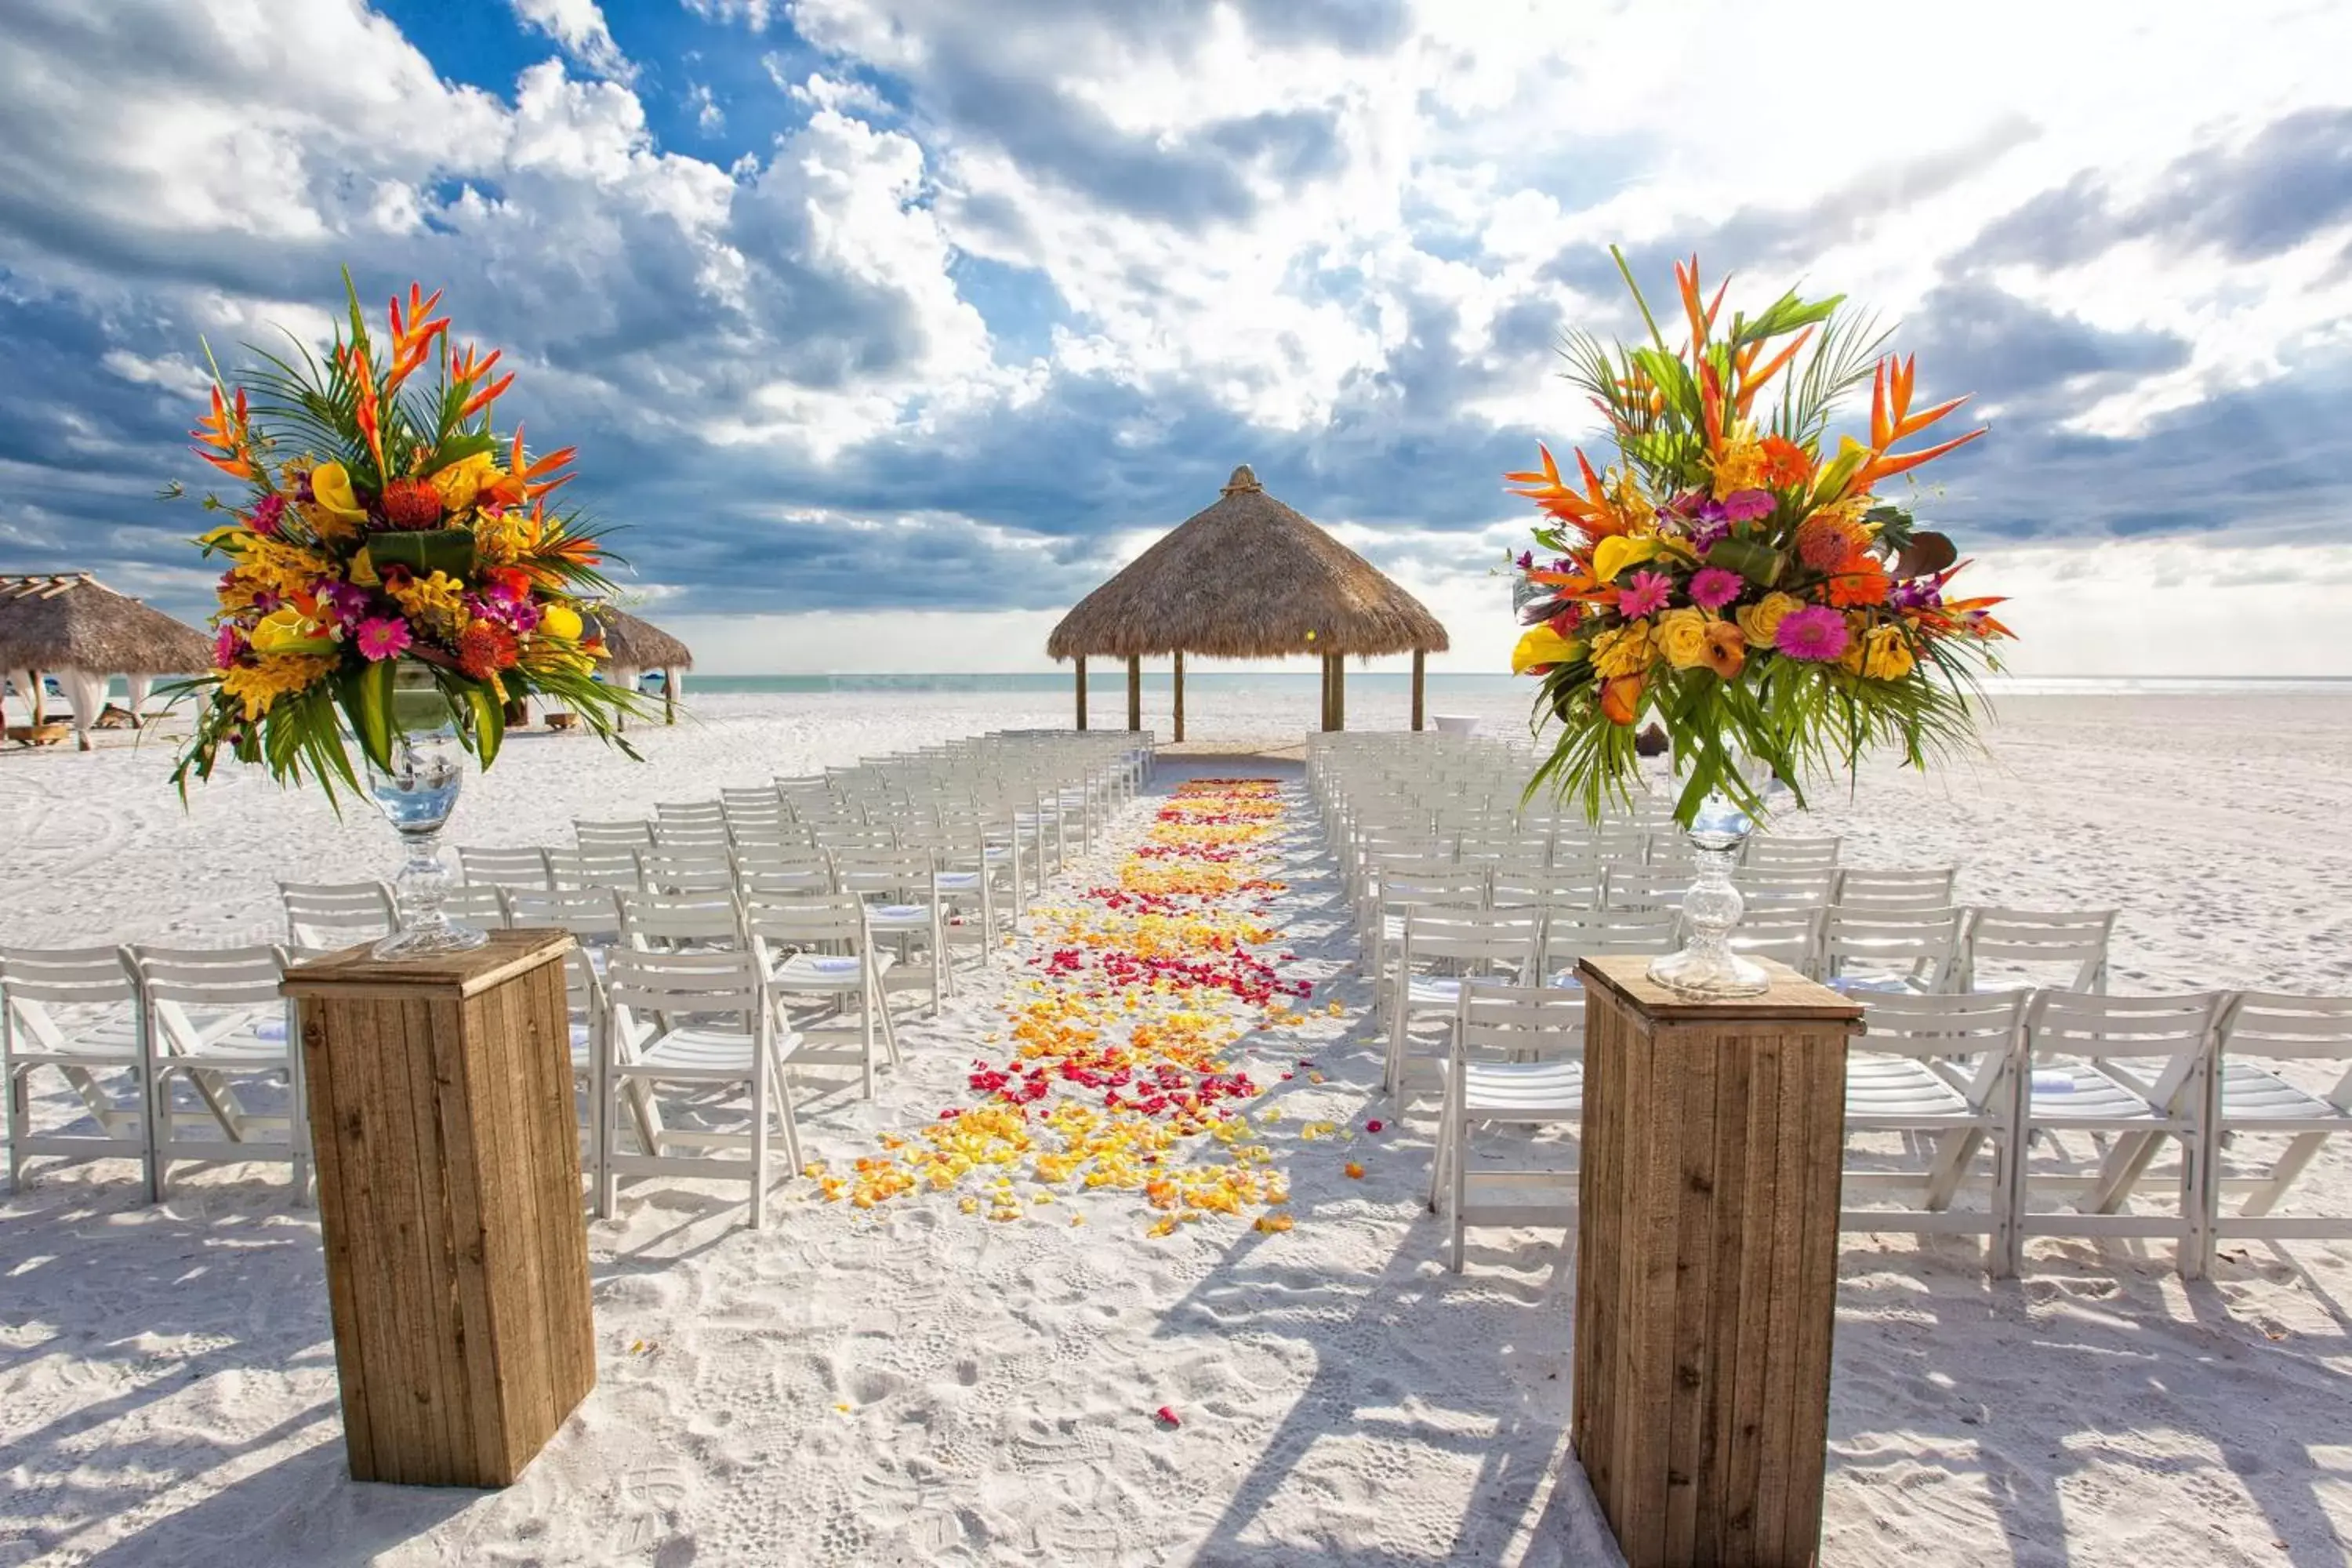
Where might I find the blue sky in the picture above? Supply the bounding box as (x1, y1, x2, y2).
(2, 0, 2348, 673)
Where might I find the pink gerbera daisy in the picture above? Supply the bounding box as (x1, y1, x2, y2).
(1721, 488, 1775, 522)
(1773, 605, 1849, 662)
(1616, 568, 1673, 619)
(1688, 566, 1743, 612)
(354, 615, 412, 662)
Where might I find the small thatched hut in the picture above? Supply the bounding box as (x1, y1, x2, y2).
(590, 604, 694, 726)
(0, 573, 213, 749)
(1046, 466, 1450, 736)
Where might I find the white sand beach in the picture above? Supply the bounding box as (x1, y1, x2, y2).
(4, 691, 2352, 1566)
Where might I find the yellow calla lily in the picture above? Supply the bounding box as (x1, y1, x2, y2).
(198, 524, 251, 554)
(310, 461, 368, 522)
(349, 546, 379, 587)
(1512, 624, 1584, 675)
(1592, 534, 1661, 583)
(538, 602, 582, 641)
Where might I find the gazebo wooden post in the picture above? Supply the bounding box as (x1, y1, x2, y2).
(1172, 651, 1185, 742)
(1126, 655, 1142, 732)
(1074, 656, 1088, 731)
(1411, 649, 1426, 731)
(1317, 653, 1332, 731)
(1333, 655, 1346, 731)
(27, 668, 42, 727)
(662, 668, 676, 725)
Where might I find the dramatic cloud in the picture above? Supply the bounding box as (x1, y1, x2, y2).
(0, 0, 2347, 674)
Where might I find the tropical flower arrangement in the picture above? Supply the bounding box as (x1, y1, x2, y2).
(172, 273, 641, 797)
(1508, 251, 2012, 822)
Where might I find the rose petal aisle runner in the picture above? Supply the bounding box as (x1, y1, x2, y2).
(807, 777, 1346, 1231)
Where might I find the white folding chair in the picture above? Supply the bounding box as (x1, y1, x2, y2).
(1432, 981, 1585, 1272)
(743, 889, 900, 1096)
(1733, 867, 1838, 913)
(1744, 834, 1842, 870)
(1819, 906, 1965, 994)
(279, 881, 397, 955)
(548, 847, 643, 892)
(621, 890, 743, 953)
(2011, 990, 2230, 1277)
(1959, 909, 2115, 993)
(2201, 993, 2352, 1272)
(457, 845, 554, 891)
(1726, 907, 1824, 975)
(1526, 907, 1681, 989)
(831, 847, 951, 1017)
(602, 947, 797, 1230)
(1841, 990, 2028, 1272)
(2, 945, 149, 1194)
(1385, 909, 1542, 1097)
(1602, 864, 1690, 912)
(1833, 867, 1958, 912)
(436, 883, 510, 930)
(638, 849, 739, 896)
(574, 818, 654, 849)
(131, 945, 308, 1203)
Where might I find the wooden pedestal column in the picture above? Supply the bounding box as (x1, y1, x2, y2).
(1570, 955, 1862, 1567)
(285, 930, 597, 1487)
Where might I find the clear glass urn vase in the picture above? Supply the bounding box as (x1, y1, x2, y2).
(1646, 790, 1769, 997)
(361, 669, 488, 960)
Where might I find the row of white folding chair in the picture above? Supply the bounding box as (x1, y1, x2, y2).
(2, 943, 307, 1202)
(1428, 982, 2352, 1280)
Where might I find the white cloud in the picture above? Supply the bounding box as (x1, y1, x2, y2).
(508, 0, 635, 83)
(688, 82, 724, 135)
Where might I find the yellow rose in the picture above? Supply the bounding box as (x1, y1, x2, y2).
(1736, 590, 1802, 648)
(248, 606, 332, 656)
(539, 601, 583, 641)
(1590, 622, 1653, 679)
(430, 452, 501, 514)
(310, 462, 368, 522)
(1654, 608, 1709, 670)
(1592, 534, 1661, 584)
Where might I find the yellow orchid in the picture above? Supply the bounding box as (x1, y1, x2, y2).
(1511, 623, 1584, 674)
(309, 462, 368, 523)
(1592, 534, 1661, 583)
(429, 451, 502, 514)
(248, 606, 334, 657)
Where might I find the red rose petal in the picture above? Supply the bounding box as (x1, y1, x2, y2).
(1365, 1120, 1385, 1134)
(1155, 1405, 1181, 1428)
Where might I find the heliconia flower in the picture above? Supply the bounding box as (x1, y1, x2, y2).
(1688, 566, 1744, 612)
(1774, 605, 1850, 662)
(1721, 488, 1775, 522)
(354, 616, 412, 662)
(1616, 569, 1673, 619)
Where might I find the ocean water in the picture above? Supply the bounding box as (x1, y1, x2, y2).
(673, 672, 2352, 698)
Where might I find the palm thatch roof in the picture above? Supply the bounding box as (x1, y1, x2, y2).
(1046, 466, 1449, 660)
(0, 573, 212, 673)
(591, 604, 693, 670)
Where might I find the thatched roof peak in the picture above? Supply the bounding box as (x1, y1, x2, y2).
(590, 604, 693, 670)
(1046, 466, 1449, 662)
(0, 572, 212, 674)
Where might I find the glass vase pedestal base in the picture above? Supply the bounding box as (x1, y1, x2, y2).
(1645, 944, 1771, 998)
(372, 919, 491, 963)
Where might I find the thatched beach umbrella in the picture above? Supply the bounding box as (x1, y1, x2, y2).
(1045, 466, 1450, 737)
(590, 605, 694, 727)
(0, 573, 212, 749)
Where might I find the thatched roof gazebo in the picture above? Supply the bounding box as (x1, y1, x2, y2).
(1046, 466, 1450, 736)
(590, 604, 694, 726)
(0, 573, 212, 749)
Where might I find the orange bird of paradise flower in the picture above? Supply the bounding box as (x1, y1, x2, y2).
(190, 385, 256, 480)
(1504, 444, 1639, 540)
(1854, 354, 1985, 490)
(383, 283, 449, 396)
